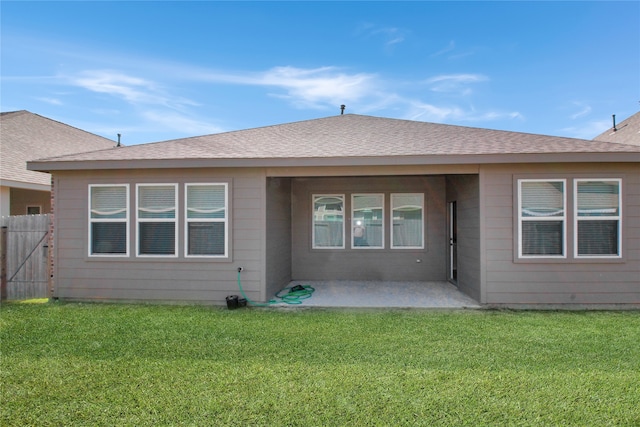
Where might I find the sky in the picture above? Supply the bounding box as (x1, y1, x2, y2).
(1, 1, 639, 145)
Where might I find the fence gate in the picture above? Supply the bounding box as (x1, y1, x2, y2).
(1, 214, 50, 300)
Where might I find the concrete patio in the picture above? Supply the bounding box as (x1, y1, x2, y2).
(274, 281, 481, 309)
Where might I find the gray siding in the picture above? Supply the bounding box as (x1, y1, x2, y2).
(265, 177, 292, 299)
(446, 175, 481, 301)
(50, 160, 638, 307)
(481, 163, 640, 305)
(291, 176, 447, 281)
(52, 168, 265, 304)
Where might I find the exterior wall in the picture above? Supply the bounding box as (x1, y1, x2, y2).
(51, 168, 266, 304)
(10, 188, 51, 215)
(265, 177, 292, 299)
(50, 161, 638, 306)
(481, 163, 640, 306)
(1, 186, 10, 217)
(291, 176, 447, 281)
(446, 175, 481, 301)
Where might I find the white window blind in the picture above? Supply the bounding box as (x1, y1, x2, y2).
(313, 195, 344, 249)
(89, 185, 128, 256)
(575, 180, 621, 257)
(519, 180, 566, 257)
(137, 184, 177, 256)
(391, 193, 424, 249)
(185, 184, 227, 257)
(352, 194, 384, 248)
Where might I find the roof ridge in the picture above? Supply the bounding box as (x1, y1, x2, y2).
(0, 110, 29, 118)
(140, 113, 361, 145)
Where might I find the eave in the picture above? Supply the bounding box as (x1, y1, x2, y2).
(27, 151, 640, 173)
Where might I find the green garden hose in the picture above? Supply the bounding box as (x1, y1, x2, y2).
(274, 284, 315, 304)
(236, 270, 315, 306)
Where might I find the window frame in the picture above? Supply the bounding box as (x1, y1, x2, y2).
(184, 183, 229, 258)
(88, 184, 130, 258)
(136, 183, 178, 258)
(573, 178, 622, 259)
(351, 193, 385, 249)
(26, 205, 42, 215)
(390, 193, 425, 250)
(312, 194, 345, 250)
(517, 179, 567, 259)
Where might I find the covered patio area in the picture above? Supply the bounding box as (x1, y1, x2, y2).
(276, 281, 481, 309)
(264, 173, 483, 309)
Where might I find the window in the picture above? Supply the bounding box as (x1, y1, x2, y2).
(26, 205, 41, 215)
(575, 179, 621, 257)
(352, 194, 384, 248)
(391, 193, 424, 249)
(313, 195, 344, 249)
(137, 184, 177, 256)
(89, 185, 129, 256)
(185, 183, 228, 257)
(518, 179, 566, 257)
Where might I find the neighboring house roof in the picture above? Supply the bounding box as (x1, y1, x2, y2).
(594, 111, 640, 146)
(1, 110, 116, 190)
(28, 114, 640, 172)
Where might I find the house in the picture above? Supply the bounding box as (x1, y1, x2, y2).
(27, 114, 640, 307)
(0, 111, 116, 216)
(594, 111, 640, 146)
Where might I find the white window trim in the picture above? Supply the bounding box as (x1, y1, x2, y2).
(573, 178, 622, 259)
(184, 183, 229, 258)
(351, 193, 385, 249)
(88, 184, 130, 258)
(517, 179, 567, 259)
(390, 193, 425, 250)
(26, 205, 42, 215)
(312, 194, 345, 249)
(136, 183, 178, 258)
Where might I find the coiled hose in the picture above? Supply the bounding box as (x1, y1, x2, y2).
(236, 270, 315, 306)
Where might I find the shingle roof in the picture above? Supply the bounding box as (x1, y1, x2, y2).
(28, 114, 640, 171)
(594, 112, 640, 146)
(1, 111, 116, 187)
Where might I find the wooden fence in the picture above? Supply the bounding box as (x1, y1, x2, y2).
(0, 214, 51, 300)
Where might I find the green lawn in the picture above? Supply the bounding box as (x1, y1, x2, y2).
(1, 302, 639, 426)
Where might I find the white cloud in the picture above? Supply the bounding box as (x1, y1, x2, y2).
(426, 74, 488, 85)
(262, 67, 376, 107)
(190, 65, 519, 126)
(430, 41, 476, 60)
(0, 31, 535, 143)
(569, 102, 592, 119)
(425, 73, 489, 95)
(466, 110, 524, 122)
(141, 110, 224, 136)
(197, 66, 378, 110)
(431, 40, 455, 57)
(386, 36, 405, 47)
(402, 99, 522, 124)
(50, 53, 522, 139)
(374, 27, 405, 47)
(561, 119, 611, 140)
(72, 70, 157, 102)
(35, 97, 63, 106)
(355, 23, 407, 48)
(69, 70, 198, 109)
(404, 102, 466, 122)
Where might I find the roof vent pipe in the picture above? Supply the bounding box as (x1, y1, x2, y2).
(117, 133, 121, 147)
(612, 114, 617, 132)
(340, 104, 346, 115)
